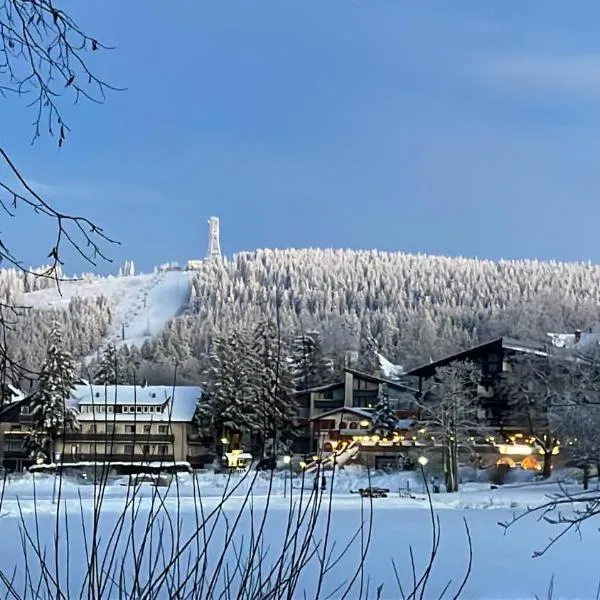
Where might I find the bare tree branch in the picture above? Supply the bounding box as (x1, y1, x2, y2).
(0, 0, 121, 384)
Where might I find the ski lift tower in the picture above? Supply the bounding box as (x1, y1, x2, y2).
(206, 216, 222, 261)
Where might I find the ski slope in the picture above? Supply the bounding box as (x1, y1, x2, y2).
(22, 270, 192, 350)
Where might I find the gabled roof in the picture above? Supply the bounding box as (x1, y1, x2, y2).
(308, 406, 372, 422)
(70, 384, 202, 423)
(292, 368, 418, 396)
(0, 392, 36, 421)
(404, 337, 550, 379)
(343, 368, 418, 393)
(293, 381, 345, 395)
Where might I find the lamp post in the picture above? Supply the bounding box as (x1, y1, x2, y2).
(417, 456, 428, 494)
(220, 438, 229, 472)
(283, 455, 291, 498)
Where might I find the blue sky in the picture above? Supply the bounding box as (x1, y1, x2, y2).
(5, 1, 600, 274)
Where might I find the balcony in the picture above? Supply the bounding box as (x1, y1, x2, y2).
(313, 399, 344, 410)
(64, 453, 176, 463)
(64, 433, 175, 443)
(187, 434, 206, 445)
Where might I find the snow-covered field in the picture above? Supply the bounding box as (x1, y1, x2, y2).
(0, 468, 597, 599)
(22, 270, 191, 349)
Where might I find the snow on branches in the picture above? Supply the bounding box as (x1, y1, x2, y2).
(26, 320, 79, 463)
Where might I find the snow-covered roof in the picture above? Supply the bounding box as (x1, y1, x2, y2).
(69, 385, 202, 422)
(376, 352, 404, 379)
(547, 332, 600, 350)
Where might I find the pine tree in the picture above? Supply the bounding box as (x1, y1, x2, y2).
(26, 320, 80, 463)
(370, 385, 398, 437)
(93, 343, 124, 385)
(251, 319, 296, 456)
(289, 330, 333, 391)
(196, 330, 262, 454)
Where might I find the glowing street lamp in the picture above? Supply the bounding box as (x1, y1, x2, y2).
(221, 438, 229, 446)
(417, 456, 429, 467)
(283, 455, 291, 465)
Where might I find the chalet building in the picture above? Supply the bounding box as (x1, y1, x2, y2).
(59, 385, 209, 467)
(402, 336, 591, 471)
(0, 385, 211, 471)
(0, 393, 36, 471)
(293, 367, 418, 454)
(303, 406, 419, 470)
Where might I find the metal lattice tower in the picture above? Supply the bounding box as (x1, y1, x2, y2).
(206, 216, 222, 260)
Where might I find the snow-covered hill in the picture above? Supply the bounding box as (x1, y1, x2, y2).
(22, 270, 191, 350)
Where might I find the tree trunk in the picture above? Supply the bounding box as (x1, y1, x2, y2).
(542, 450, 552, 479)
(443, 445, 451, 491)
(583, 464, 590, 490)
(448, 441, 459, 493)
(443, 443, 459, 493)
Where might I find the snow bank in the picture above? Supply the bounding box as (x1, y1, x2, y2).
(0, 467, 585, 511)
(0, 470, 599, 599)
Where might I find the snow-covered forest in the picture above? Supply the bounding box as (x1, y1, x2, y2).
(0, 268, 112, 382)
(5, 248, 600, 385)
(145, 249, 600, 381)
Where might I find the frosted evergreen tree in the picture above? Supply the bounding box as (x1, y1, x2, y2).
(289, 330, 333, 391)
(26, 320, 80, 463)
(370, 385, 398, 437)
(251, 319, 296, 456)
(196, 329, 262, 455)
(93, 343, 122, 385)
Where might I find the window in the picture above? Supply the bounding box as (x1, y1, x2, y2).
(142, 444, 150, 455)
(143, 406, 149, 413)
(122, 406, 129, 413)
(136, 406, 142, 413)
(143, 425, 151, 434)
(124, 445, 134, 455)
(107, 406, 114, 413)
(125, 425, 135, 434)
(158, 445, 169, 456)
(20, 405, 29, 415)
(106, 423, 115, 435)
(158, 425, 169, 434)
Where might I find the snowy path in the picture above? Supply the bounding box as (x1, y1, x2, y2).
(22, 270, 192, 352)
